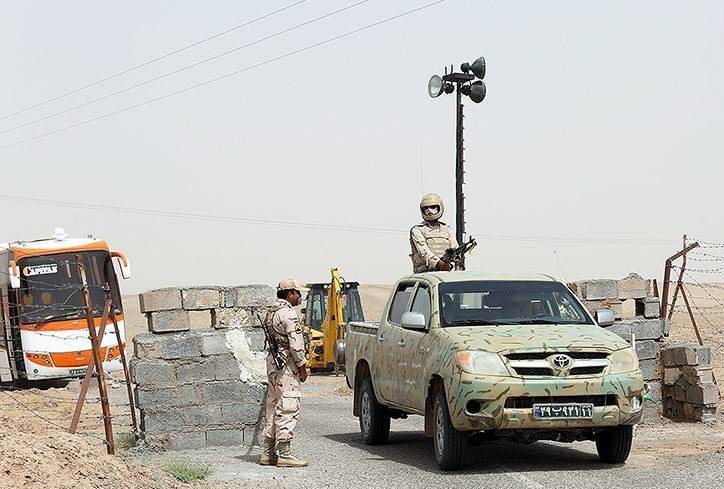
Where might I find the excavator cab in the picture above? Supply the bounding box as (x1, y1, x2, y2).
(304, 283, 364, 332)
(302, 269, 364, 371)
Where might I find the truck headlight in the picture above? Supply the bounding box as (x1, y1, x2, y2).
(456, 351, 508, 376)
(609, 347, 639, 374)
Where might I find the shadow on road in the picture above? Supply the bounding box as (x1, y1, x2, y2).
(325, 430, 617, 474)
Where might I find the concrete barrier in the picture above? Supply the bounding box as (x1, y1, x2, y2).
(131, 285, 274, 450)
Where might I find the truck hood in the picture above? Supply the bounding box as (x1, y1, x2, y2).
(442, 324, 629, 352)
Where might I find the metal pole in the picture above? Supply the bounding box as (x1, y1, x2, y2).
(110, 308, 138, 435)
(69, 296, 111, 434)
(660, 241, 699, 318)
(667, 235, 689, 321)
(455, 82, 466, 269)
(679, 285, 704, 346)
(661, 260, 672, 319)
(76, 255, 115, 454)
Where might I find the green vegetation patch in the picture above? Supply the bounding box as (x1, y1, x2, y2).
(163, 460, 212, 483)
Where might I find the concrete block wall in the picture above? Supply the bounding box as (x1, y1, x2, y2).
(570, 273, 666, 403)
(572, 273, 659, 320)
(661, 344, 720, 422)
(131, 285, 274, 450)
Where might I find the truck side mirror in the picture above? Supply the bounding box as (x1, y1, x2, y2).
(8, 261, 20, 289)
(111, 251, 132, 279)
(595, 309, 615, 327)
(401, 311, 427, 330)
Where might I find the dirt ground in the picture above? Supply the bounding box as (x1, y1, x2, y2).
(1, 281, 721, 488)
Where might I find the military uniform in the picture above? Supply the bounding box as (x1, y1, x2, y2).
(409, 220, 458, 273)
(262, 298, 307, 443)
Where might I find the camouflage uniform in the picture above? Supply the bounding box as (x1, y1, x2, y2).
(409, 221, 458, 273)
(262, 298, 307, 443)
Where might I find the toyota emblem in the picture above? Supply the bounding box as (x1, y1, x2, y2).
(551, 354, 572, 369)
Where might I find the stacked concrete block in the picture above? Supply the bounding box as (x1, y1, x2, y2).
(182, 287, 221, 310)
(618, 273, 650, 300)
(139, 285, 274, 332)
(661, 344, 719, 422)
(572, 273, 659, 322)
(132, 285, 274, 450)
(570, 273, 666, 402)
(139, 288, 183, 313)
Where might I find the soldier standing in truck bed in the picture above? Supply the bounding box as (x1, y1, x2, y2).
(410, 193, 458, 273)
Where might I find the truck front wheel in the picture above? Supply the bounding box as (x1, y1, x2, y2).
(359, 377, 390, 445)
(595, 425, 633, 463)
(433, 389, 467, 470)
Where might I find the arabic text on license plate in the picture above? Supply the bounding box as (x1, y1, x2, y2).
(533, 403, 594, 419)
(69, 368, 87, 376)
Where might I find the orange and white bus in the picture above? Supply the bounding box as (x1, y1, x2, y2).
(0, 229, 131, 384)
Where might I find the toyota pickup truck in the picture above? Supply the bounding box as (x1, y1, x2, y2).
(340, 272, 644, 470)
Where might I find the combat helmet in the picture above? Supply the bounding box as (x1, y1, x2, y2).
(420, 193, 444, 222)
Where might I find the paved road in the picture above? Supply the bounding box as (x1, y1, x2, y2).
(133, 376, 724, 489)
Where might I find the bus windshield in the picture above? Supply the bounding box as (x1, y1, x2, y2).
(17, 251, 123, 324)
(439, 280, 593, 327)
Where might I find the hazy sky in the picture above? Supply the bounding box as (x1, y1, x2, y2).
(2, 0, 722, 293)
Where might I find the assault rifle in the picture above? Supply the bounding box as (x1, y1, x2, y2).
(256, 312, 286, 370)
(441, 237, 477, 271)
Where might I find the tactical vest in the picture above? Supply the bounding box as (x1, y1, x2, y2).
(261, 302, 291, 348)
(410, 222, 454, 273)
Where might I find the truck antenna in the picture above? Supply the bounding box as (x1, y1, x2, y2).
(553, 249, 568, 283)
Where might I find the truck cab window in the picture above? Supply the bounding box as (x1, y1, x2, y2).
(410, 285, 431, 329)
(388, 283, 415, 324)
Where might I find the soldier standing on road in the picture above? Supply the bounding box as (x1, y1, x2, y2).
(410, 193, 458, 273)
(259, 278, 309, 468)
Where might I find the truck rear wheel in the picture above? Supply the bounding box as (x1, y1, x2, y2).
(359, 377, 390, 445)
(433, 389, 467, 470)
(595, 425, 633, 463)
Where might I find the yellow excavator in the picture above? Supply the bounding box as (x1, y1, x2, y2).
(302, 268, 364, 372)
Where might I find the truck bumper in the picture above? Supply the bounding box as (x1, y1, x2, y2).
(448, 370, 645, 431)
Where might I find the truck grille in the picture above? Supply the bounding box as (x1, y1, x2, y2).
(504, 395, 617, 409)
(505, 351, 609, 361)
(512, 367, 553, 376)
(569, 366, 606, 375)
(504, 351, 610, 377)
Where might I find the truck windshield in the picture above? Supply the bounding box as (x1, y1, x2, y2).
(17, 251, 123, 324)
(438, 280, 593, 327)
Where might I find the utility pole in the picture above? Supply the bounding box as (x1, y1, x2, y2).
(428, 57, 486, 269)
(455, 85, 465, 248)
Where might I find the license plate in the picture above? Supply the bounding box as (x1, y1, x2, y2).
(69, 368, 87, 376)
(533, 403, 594, 419)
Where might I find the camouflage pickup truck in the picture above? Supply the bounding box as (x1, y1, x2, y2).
(341, 272, 645, 470)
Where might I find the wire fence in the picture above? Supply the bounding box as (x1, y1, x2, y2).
(0, 372, 136, 447)
(665, 237, 724, 349)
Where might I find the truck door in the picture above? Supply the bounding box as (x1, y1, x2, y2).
(397, 282, 433, 411)
(374, 282, 415, 404)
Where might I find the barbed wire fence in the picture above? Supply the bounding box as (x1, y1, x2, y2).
(1, 259, 137, 452)
(662, 235, 724, 357)
(0, 374, 136, 448)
